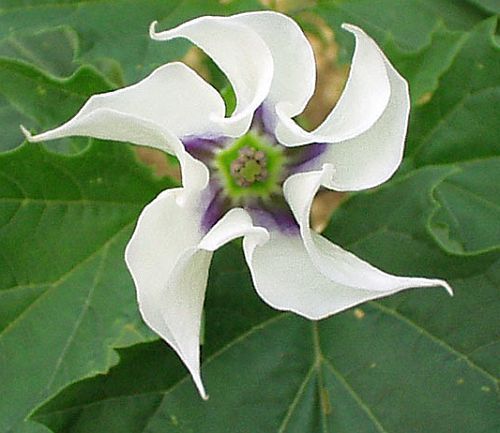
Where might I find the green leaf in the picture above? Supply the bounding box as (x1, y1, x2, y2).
(0, 26, 79, 77)
(429, 158, 500, 255)
(384, 26, 467, 103)
(396, 19, 500, 257)
(9, 421, 54, 433)
(27, 166, 499, 433)
(0, 58, 112, 153)
(0, 141, 175, 433)
(314, 1, 488, 108)
(464, 0, 500, 14)
(327, 168, 500, 376)
(315, 0, 488, 54)
(408, 18, 500, 165)
(0, 0, 263, 83)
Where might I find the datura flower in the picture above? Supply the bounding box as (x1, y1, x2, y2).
(22, 11, 452, 399)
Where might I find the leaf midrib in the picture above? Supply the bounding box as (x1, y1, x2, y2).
(312, 322, 388, 433)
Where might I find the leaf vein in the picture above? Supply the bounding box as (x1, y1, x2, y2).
(140, 313, 288, 433)
(370, 301, 499, 386)
(43, 240, 110, 394)
(440, 179, 500, 212)
(414, 86, 499, 161)
(0, 221, 133, 339)
(277, 363, 317, 433)
(322, 359, 389, 433)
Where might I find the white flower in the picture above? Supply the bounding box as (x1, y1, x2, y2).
(22, 11, 452, 399)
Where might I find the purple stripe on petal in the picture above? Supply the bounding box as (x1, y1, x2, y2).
(269, 208, 300, 235)
(252, 105, 276, 136)
(286, 143, 328, 173)
(246, 204, 299, 235)
(182, 136, 227, 163)
(201, 185, 229, 233)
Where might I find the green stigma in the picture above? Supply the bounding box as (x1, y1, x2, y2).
(215, 133, 284, 200)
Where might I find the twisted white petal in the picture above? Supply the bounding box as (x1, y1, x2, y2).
(283, 166, 452, 313)
(150, 16, 274, 137)
(299, 41, 411, 191)
(242, 166, 451, 321)
(126, 197, 268, 399)
(231, 11, 316, 117)
(244, 230, 384, 319)
(125, 189, 210, 398)
(274, 24, 392, 147)
(22, 62, 225, 146)
(21, 63, 216, 196)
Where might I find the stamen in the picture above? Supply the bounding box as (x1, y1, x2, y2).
(230, 146, 269, 187)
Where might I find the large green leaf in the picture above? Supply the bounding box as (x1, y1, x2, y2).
(0, 0, 263, 83)
(0, 141, 175, 433)
(31, 169, 499, 432)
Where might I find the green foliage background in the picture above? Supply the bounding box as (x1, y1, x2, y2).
(0, 1, 498, 432)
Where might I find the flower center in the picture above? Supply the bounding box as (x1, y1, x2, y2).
(215, 132, 283, 200)
(230, 146, 268, 187)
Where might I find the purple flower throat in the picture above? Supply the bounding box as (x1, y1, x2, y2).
(182, 107, 327, 234)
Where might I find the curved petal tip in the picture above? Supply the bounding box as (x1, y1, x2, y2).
(20, 125, 34, 141)
(420, 278, 454, 296)
(149, 20, 159, 38)
(193, 374, 209, 400)
(426, 278, 454, 296)
(341, 23, 359, 32)
(441, 280, 454, 296)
